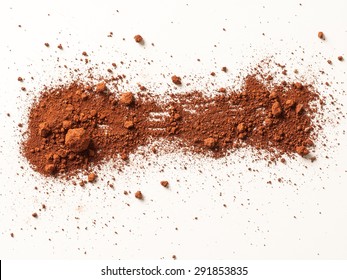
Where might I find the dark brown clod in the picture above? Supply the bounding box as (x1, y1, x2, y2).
(134, 35, 143, 43)
(82, 51, 88, 56)
(204, 137, 217, 148)
(296, 145, 309, 156)
(119, 92, 134, 105)
(44, 43, 49, 47)
(65, 128, 90, 153)
(295, 82, 303, 90)
(171, 75, 182, 85)
(269, 91, 278, 99)
(124, 121, 134, 129)
(39, 122, 51, 137)
(32, 213, 38, 218)
(160, 181, 169, 188)
(285, 99, 295, 108)
(318, 31, 325, 40)
(88, 173, 97, 183)
(237, 123, 246, 132)
(338, 56, 344, 61)
(44, 164, 56, 174)
(18, 77, 23, 82)
(95, 82, 106, 93)
(135, 191, 143, 200)
(57, 44, 63, 50)
(62, 120, 72, 129)
(296, 104, 304, 114)
(271, 101, 282, 117)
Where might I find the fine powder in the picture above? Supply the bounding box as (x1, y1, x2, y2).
(22, 72, 322, 178)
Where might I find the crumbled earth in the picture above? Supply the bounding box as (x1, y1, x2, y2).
(22, 73, 322, 178)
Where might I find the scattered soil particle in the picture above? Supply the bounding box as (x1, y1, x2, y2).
(296, 145, 309, 156)
(88, 173, 97, 183)
(160, 181, 169, 188)
(18, 77, 23, 82)
(57, 44, 63, 50)
(139, 85, 146, 91)
(134, 35, 143, 43)
(318, 31, 325, 40)
(171, 75, 182, 85)
(338, 56, 344, 61)
(135, 191, 143, 200)
(44, 43, 49, 47)
(10, 233, 14, 238)
(32, 213, 38, 218)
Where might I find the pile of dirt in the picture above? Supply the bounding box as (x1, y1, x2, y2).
(22, 71, 322, 178)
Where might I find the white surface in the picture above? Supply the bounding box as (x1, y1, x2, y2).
(0, 0, 346, 259)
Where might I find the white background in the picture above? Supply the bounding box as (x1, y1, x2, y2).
(0, 0, 346, 260)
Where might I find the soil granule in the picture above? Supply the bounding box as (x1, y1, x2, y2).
(134, 35, 143, 43)
(135, 191, 143, 200)
(23, 72, 322, 178)
(171, 75, 182, 85)
(318, 31, 325, 40)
